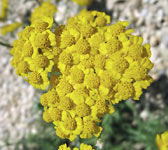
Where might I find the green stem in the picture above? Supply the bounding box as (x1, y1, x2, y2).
(0, 41, 12, 48)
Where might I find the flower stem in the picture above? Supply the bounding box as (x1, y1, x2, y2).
(0, 41, 12, 48)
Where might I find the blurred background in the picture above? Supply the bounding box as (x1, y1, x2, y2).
(0, 0, 168, 150)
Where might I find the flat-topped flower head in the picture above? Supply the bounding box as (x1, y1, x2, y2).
(38, 9, 153, 141)
(11, 8, 153, 142)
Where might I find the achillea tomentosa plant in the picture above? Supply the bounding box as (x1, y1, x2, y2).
(10, 1, 155, 149)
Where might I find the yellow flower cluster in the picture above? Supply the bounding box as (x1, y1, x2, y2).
(0, 22, 22, 35)
(58, 143, 94, 150)
(11, 4, 153, 141)
(72, 0, 93, 6)
(10, 2, 57, 90)
(30, 2, 57, 23)
(0, 0, 8, 20)
(156, 131, 168, 150)
(40, 9, 153, 141)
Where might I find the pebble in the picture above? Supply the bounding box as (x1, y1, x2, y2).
(150, 36, 159, 47)
(140, 110, 149, 120)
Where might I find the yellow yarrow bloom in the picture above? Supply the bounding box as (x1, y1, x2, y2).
(30, 2, 57, 23)
(0, 0, 8, 20)
(0, 22, 22, 35)
(72, 0, 93, 6)
(39, 9, 153, 141)
(156, 131, 168, 150)
(11, 7, 153, 142)
(58, 143, 94, 150)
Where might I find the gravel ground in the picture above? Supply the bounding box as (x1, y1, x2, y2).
(0, 0, 168, 149)
(0, 46, 40, 150)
